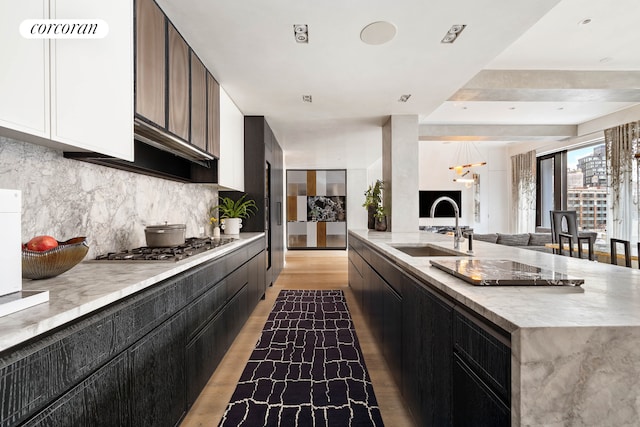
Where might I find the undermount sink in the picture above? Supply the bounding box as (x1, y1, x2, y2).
(390, 244, 466, 257)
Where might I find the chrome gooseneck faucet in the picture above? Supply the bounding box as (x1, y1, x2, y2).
(430, 196, 462, 250)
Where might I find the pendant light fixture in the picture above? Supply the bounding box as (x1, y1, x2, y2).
(449, 141, 486, 183)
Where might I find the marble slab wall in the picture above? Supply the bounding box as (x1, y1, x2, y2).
(0, 137, 217, 258)
(512, 326, 640, 426)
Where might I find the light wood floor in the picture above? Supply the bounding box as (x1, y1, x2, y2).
(181, 250, 415, 427)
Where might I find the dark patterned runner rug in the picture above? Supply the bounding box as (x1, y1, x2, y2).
(219, 289, 384, 427)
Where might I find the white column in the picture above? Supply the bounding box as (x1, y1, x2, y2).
(382, 115, 419, 232)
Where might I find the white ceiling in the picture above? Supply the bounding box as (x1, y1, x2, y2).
(156, 0, 640, 169)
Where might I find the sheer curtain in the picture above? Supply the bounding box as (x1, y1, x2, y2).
(605, 121, 640, 242)
(511, 150, 537, 233)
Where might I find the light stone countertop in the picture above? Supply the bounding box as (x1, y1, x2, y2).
(350, 229, 640, 427)
(350, 229, 640, 333)
(0, 233, 265, 354)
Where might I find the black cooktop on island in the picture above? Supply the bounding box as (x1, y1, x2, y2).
(95, 237, 235, 262)
(430, 259, 584, 287)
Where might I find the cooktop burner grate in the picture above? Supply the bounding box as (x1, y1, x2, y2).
(94, 237, 235, 262)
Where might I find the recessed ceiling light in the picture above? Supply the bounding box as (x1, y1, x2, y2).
(441, 24, 466, 44)
(302, 95, 312, 103)
(557, 107, 565, 110)
(360, 21, 397, 45)
(398, 94, 411, 102)
(599, 57, 613, 63)
(294, 24, 308, 43)
(578, 18, 592, 26)
(508, 106, 516, 110)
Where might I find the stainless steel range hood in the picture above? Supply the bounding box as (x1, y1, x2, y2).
(133, 118, 214, 163)
(64, 119, 218, 183)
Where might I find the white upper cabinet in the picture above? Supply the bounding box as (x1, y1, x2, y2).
(0, 0, 50, 138)
(0, 0, 133, 161)
(218, 87, 244, 191)
(50, 0, 133, 160)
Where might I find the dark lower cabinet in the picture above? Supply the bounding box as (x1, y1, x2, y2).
(402, 274, 453, 426)
(348, 235, 512, 426)
(186, 309, 226, 405)
(129, 311, 186, 427)
(382, 280, 402, 387)
(452, 355, 510, 427)
(0, 240, 265, 427)
(185, 283, 251, 408)
(22, 353, 130, 427)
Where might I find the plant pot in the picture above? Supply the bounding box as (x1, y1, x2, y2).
(221, 218, 242, 235)
(374, 216, 387, 231)
(367, 206, 376, 229)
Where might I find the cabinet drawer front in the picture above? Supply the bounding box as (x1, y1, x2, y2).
(0, 312, 118, 427)
(348, 246, 363, 276)
(186, 311, 227, 405)
(453, 309, 511, 403)
(129, 311, 186, 427)
(22, 353, 130, 427)
(186, 264, 247, 342)
(453, 354, 510, 427)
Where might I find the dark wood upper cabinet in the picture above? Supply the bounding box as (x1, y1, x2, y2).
(134, 0, 222, 162)
(206, 72, 220, 158)
(190, 54, 207, 152)
(135, 0, 166, 126)
(168, 23, 190, 141)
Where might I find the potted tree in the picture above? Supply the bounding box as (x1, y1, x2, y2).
(363, 180, 383, 230)
(209, 194, 257, 235)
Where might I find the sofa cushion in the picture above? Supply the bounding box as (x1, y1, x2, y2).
(473, 233, 499, 244)
(528, 233, 552, 246)
(497, 233, 530, 246)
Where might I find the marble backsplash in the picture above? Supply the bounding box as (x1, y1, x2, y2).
(0, 136, 217, 258)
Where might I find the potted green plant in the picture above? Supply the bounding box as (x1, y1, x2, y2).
(209, 194, 257, 235)
(374, 205, 388, 231)
(363, 180, 383, 229)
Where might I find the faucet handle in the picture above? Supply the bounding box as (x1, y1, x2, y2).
(466, 232, 474, 254)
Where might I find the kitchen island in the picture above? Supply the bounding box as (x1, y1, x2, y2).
(349, 229, 640, 427)
(0, 233, 266, 427)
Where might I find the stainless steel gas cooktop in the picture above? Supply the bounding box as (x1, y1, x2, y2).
(94, 237, 235, 262)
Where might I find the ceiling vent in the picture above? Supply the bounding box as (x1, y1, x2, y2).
(398, 94, 411, 102)
(294, 24, 308, 43)
(302, 95, 313, 103)
(441, 24, 466, 43)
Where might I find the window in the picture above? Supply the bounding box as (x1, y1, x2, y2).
(537, 141, 607, 242)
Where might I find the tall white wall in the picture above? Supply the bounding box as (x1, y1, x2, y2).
(347, 169, 368, 230)
(419, 141, 510, 233)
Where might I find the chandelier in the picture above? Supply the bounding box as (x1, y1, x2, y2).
(449, 141, 486, 183)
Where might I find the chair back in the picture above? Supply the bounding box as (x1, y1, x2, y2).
(610, 238, 632, 268)
(550, 210, 579, 244)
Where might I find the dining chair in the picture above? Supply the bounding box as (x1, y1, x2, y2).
(550, 210, 594, 260)
(610, 238, 631, 268)
(558, 233, 573, 257)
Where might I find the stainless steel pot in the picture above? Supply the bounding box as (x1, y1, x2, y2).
(144, 223, 186, 247)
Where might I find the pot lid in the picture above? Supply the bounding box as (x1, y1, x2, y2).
(145, 223, 186, 230)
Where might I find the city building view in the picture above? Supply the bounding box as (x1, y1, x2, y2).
(567, 143, 608, 240)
